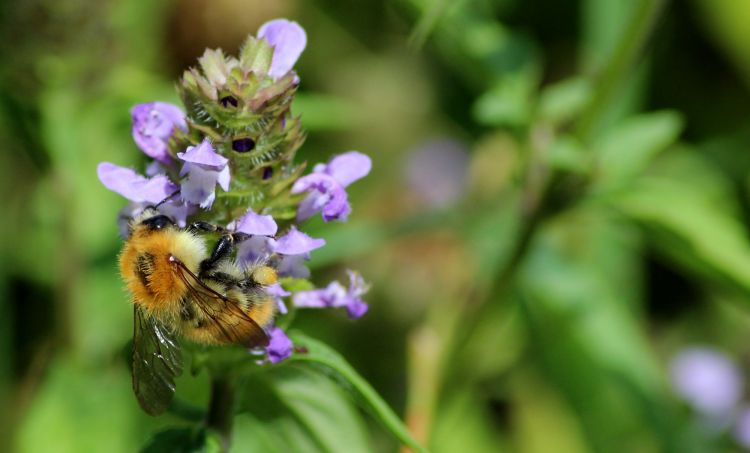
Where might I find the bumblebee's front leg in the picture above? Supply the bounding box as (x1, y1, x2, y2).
(190, 222, 248, 276)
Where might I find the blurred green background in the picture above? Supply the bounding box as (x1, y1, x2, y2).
(4, 0, 750, 451)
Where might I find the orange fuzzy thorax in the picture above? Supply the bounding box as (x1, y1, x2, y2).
(119, 227, 206, 318)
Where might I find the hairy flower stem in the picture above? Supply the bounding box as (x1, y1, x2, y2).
(575, 0, 668, 143)
(206, 375, 236, 451)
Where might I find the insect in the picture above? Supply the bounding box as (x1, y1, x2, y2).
(119, 207, 278, 415)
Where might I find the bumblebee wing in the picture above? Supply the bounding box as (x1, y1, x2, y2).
(132, 305, 183, 416)
(172, 259, 270, 348)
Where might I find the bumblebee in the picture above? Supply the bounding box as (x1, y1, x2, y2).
(119, 207, 277, 415)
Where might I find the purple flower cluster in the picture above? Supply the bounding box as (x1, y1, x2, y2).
(99, 18, 372, 366)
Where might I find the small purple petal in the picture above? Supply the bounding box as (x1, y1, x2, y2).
(734, 407, 750, 448)
(266, 327, 293, 364)
(267, 283, 290, 314)
(292, 173, 351, 222)
(217, 165, 231, 191)
(177, 140, 228, 168)
(179, 163, 228, 209)
(237, 236, 275, 267)
(292, 272, 369, 319)
(131, 102, 186, 163)
(257, 19, 307, 80)
(98, 162, 178, 204)
(324, 151, 372, 187)
(233, 210, 278, 236)
(274, 227, 325, 255)
(346, 300, 369, 319)
(670, 347, 743, 417)
(277, 255, 310, 279)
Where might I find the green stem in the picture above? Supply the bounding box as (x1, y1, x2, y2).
(575, 0, 668, 142)
(206, 375, 235, 452)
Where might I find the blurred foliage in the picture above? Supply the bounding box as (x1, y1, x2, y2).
(4, 0, 750, 451)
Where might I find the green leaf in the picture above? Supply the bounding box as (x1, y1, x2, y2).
(518, 207, 693, 452)
(593, 110, 684, 188)
(286, 332, 429, 453)
(140, 428, 220, 453)
(538, 77, 592, 124)
(234, 365, 371, 453)
(612, 175, 750, 297)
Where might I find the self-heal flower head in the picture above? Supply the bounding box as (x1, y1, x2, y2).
(178, 139, 230, 209)
(131, 102, 186, 164)
(257, 19, 307, 80)
(292, 151, 372, 222)
(293, 271, 369, 319)
(266, 327, 293, 364)
(669, 346, 744, 417)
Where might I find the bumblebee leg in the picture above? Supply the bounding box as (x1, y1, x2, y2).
(189, 221, 226, 234)
(199, 234, 235, 275)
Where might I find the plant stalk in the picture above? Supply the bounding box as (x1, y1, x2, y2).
(575, 0, 668, 143)
(206, 375, 235, 451)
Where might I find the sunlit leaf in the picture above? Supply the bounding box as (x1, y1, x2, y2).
(287, 332, 428, 453)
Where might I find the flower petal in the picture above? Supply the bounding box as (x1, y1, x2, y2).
(131, 102, 186, 163)
(325, 151, 372, 187)
(179, 163, 221, 208)
(237, 236, 275, 267)
(274, 227, 325, 255)
(276, 255, 310, 279)
(346, 300, 369, 319)
(98, 162, 178, 204)
(234, 209, 278, 236)
(177, 139, 228, 168)
(291, 173, 351, 222)
(266, 327, 293, 364)
(258, 19, 307, 80)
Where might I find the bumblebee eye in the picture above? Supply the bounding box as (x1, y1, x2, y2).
(141, 215, 174, 230)
(220, 96, 238, 108)
(232, 137, 255, 153)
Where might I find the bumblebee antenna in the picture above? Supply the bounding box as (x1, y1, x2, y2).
(154, 189, 181, 208)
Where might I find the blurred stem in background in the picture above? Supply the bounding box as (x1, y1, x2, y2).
(402, 0, 669, 447)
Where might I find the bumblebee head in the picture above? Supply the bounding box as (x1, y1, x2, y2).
(126, 207, 177, 237)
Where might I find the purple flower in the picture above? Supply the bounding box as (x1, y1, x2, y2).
(177, 139, 230, 209)
(97, 162, 178, 204)
(237, 236, 275, 267)
(292, 151, 371, 222)
(231, 209, 278, 236)
(277, 255, 310, 279)
(405, 138, 469, 208)
(131, 102, 186, 163)
(266, 326, 293, 364)
(257, 19, 307, 80)
(274, 227, 326, 255)
(273, 227, 326, 278)
(734, 407, 750, 448)
(267, 283, 290, 314)
(669, 347, 744, 417)
(293, 271, 369, 319)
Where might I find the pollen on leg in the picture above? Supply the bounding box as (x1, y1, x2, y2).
(252, 266, 278, 286)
